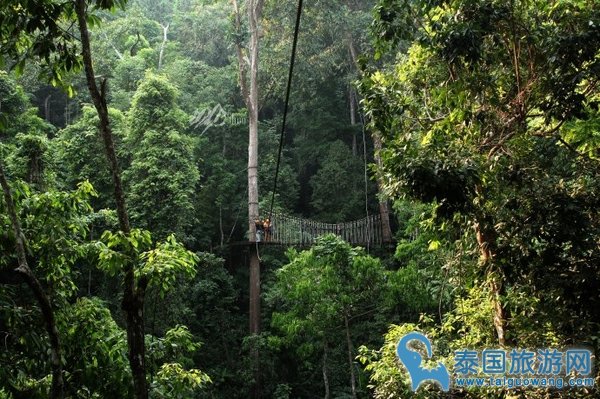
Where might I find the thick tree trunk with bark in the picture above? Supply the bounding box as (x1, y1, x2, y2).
(248, 248, 261, 334)
(232, 1, 264, 397)
(344, 314, 357, 399)
(371, 133, 392, 243)
(246, 0, 262, 245)
(248, 112, 259, 245)
(474, 220, 509, 346)
(322, 343, 330, 399)
(232, 0, 263, 334)
(75, 2, 129, 233)
(75, 2, 147, 398)
(123, 278, 149, 399)
(0, 162, 64, 399)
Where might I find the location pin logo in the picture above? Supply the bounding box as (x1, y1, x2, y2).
(396, 332, 451, 391)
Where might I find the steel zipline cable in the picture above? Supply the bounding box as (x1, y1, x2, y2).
(268, 0, 303, 220)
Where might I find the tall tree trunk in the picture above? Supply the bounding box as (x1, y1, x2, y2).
(219, 204, 224, 247)
(75, 2, 148, 398)
(247, 3, 262, 391)
(347, 32, 358, 157)
(232, 0, 263, 334)
(44, 94, 52, 122)
(75, 1, 129, 233)
(474, 219, 509, 346)
(322, 342, 330, 399)
(346, 34, 393, 244)
(27, 151, 43, 189)
(158, 23, 169, 70)
(106, 34, 124, 60)
(247, 0, 262, 245)
(344, 314, 357, 399)
(64, 98, 70, 126)
(248, 245, 261, 399)
(371, 132, 392, 243)
(347, 35, 359, 67)
(349, 87, 357, 156)
(0, 162, 64, 399)
(232, 1, 264, 397)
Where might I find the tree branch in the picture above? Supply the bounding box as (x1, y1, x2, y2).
(0, 162, 64, 399)
(74, 3, 148, 398)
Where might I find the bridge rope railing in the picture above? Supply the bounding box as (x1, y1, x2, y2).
(266, 213, 385, 246)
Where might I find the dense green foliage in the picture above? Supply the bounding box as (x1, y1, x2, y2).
(1, 0, 599, 398)
(357, 0, 600, 397)
(124, 73, 200, 244)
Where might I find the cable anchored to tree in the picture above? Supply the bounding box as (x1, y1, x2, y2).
(268, 0, 303, 219)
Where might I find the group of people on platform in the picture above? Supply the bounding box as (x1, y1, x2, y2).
(254, 217, 272, 242)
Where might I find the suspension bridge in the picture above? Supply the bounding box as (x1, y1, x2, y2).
(258, 212, 390, 247)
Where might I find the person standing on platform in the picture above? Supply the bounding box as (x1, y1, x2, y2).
(263, 218, 272, 241)
(255, 219, 264, 242)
